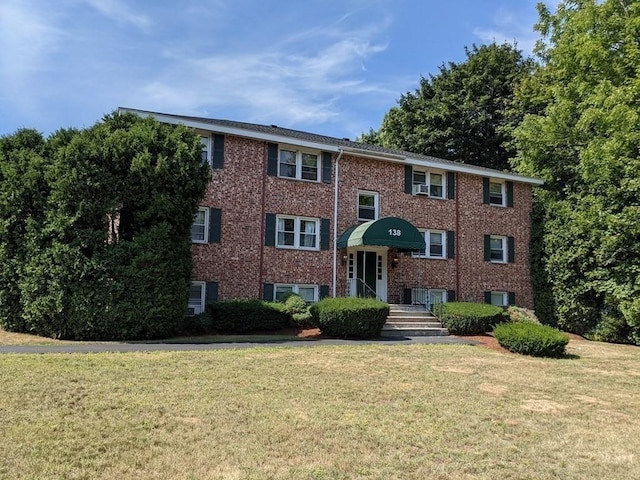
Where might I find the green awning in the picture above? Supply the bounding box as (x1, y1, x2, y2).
(337, 217, 426, 250)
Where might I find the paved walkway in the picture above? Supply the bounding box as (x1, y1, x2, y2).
(0, 336, 477, 354)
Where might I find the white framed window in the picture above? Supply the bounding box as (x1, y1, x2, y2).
(191, 207, 209, 243)
(489, 180, 505, 206)
(490, 291, 508, 307)
(357, 191, 378, 221)
(412, 169, 445, 198)
(413, 230, 446, 259)
(188, 281, 206, 315)
(200, 135, 211, 165)
(278, 147, 320, 181)
(276, 216, 319, 250)
(429, 289, 447, 307)
(490, 235, 507, 263)
(411, 288, 447, 306)
(274, 284, 318, 303)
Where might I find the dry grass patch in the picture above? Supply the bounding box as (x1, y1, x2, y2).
(0, 339, 639, 479)
(0, 327, 66, 345)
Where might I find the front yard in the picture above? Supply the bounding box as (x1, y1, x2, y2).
(1, 335, 639, 479)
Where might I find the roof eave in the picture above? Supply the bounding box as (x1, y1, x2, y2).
(119, 107, 544, 186)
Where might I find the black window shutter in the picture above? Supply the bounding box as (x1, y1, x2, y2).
(263, 283, 274, 301)
(322, 152, 332, 183)
(447, 290, 456, 302)
(484, 234, 491, 261)
(265, 213, 276, 246)
(404, 165, 413, 194)
(206, 281, 218, 304)
(403, 288, 412, 305)
(507, 236, 515, 263)
(319, 285, 330, 299)
(212, 134, 224, 169)
(447, 172, 455, 199)
(506, 181, 514, 207)
(447, 231, 455, 259)
(320, 218, 330, 250)
(484, 291, 491, 304)
(208, 207, 221, 243)
(508, 291, 516, 306)
(483, 177, 490, 204)
(267, 143, 278, 176)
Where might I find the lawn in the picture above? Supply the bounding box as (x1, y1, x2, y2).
(0, 328, 306, 346)
(1, 338, 639, 479)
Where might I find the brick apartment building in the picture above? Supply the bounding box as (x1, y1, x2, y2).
(120, 108, 543, 315)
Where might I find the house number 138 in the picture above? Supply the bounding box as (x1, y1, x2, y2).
(388, 229, 402, 236)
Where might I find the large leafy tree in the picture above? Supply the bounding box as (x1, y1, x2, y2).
(0, 113, 209, 340)
(511, 0, 640, 343)
(370, 43, 534, 170)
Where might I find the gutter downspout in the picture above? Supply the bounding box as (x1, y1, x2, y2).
(332, 149, 345, 297)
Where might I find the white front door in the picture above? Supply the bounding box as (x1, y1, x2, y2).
(347, 248, 387, 301)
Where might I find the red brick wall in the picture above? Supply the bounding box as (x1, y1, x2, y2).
(191, 135, 534, 308)
(191, 136, 265, 299)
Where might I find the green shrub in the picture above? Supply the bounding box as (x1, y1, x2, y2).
(207, 300, 292, 333)
(506, 306, 541, 325)
(433, 302, 505, 335)
(493, 322, 569, 357)
(292, 311, 314, 329)
(309, 297, 389, 339)
(586, 314, 632, 344)
(180, 312, 213, 335)
(283, 294, 308, 315)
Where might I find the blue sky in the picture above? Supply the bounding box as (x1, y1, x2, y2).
(0, 0, 557, 139)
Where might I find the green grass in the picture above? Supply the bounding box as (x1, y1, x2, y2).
(145, 334, 310, 344)
(0, 327, 307, 346)
(1, 338, 640, 479)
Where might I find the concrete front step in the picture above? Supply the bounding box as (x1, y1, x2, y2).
(381, 325, 449, 337)
(387, 313, 439, 321)
(384, 304, 449, 336)
(385, 321, 444, 328)
(388, 304, 430, 312)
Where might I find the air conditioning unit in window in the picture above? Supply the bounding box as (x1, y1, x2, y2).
(413, 184, 430, 195)
(187, 306, 202, 316)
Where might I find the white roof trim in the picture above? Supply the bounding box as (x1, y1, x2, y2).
(119, 108, 341, 153)
(403, 156, 544, 184)
(119, 107, 544, 185)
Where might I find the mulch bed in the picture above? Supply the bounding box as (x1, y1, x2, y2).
(278, 329, 585, 354)
(453, 333, 509, 352)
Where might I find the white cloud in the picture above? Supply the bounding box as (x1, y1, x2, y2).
(84, 0, 151, 31)
(473, 15, 535, 54)
(0, 1, 63, 113)
(472, 1, 565, 56)
(130, 19, 397, 128)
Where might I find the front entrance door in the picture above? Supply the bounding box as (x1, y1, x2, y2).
(347, 248, 387, 301)
(356, 251, 377, 298)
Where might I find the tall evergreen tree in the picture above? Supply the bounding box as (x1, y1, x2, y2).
(0, 113, 210, 340)
(0, 129, 50, 332)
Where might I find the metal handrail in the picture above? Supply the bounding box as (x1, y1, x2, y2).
(353, 277, 384, 302)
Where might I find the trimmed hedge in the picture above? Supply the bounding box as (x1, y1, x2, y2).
(180, 312, 213, 335)
(207, 300, 292, 333)
(309, 297, 389, 339)
(433, 302, 505, 335)
(493, 322, 569, 357)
